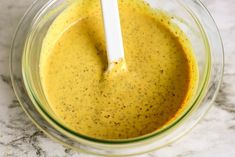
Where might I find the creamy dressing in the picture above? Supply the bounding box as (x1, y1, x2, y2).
(40, 0, 198, 139)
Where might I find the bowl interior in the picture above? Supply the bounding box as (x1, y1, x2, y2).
(22, 0, 209, 142)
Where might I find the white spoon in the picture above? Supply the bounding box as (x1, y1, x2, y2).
(100, 0, 126, 70)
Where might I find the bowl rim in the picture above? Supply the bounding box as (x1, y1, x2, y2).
(10, 0, 224, 154)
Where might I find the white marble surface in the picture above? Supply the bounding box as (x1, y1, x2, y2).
(0, 0, 234, 156)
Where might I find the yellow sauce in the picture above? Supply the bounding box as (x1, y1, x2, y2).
(40, 0, 198, 139)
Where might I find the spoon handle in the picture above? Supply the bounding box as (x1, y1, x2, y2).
(100, 0, 125, 64)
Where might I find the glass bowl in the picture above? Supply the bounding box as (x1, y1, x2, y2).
(10, 0, 224, 156)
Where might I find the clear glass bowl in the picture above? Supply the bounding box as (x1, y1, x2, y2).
(10, 0, 224, 156)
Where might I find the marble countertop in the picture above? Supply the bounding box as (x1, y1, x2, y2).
(0, 0, 234, 156)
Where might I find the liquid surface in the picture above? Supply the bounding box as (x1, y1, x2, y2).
(40, 0, 198, 139)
